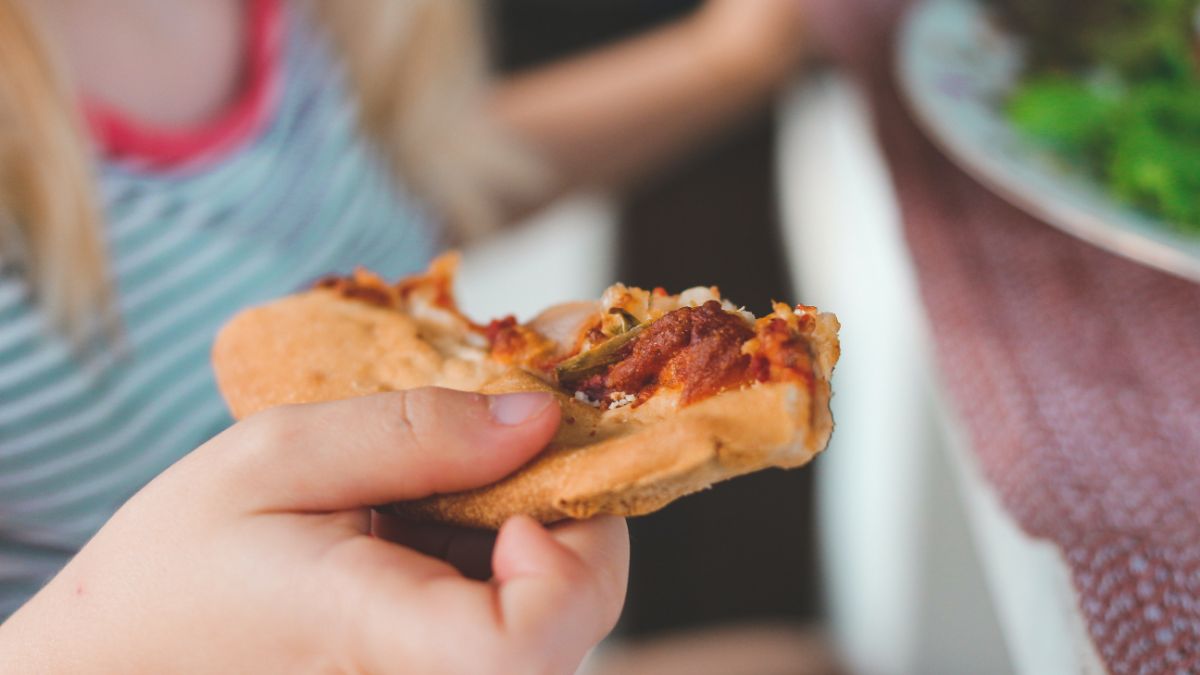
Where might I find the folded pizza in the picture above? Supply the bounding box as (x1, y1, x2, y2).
(212, 254, 840, 529)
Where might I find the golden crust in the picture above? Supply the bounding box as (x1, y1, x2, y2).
(212, 285, 839, 529)
(212, 291, 504, 419)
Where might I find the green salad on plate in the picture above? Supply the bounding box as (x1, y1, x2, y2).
(989, 0, 1200, 233)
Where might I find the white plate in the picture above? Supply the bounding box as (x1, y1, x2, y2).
(896, 0, 1200, 283)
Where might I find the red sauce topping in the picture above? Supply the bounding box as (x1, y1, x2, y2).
(570, 301, 817, 407)
(317, 267, 819, 409)
(576, 300, 757, 406)
(314, 276, 393, 307)
(340, 286, 392, 307)
(484, 315, 519, 346)
(486, 315, 558, 369)
(748, 317, 815, 390)
(315, 256, 469, 321)
(485, 315, 531, 364)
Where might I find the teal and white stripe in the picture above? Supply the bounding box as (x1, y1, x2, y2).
(0, 7, 437, 616)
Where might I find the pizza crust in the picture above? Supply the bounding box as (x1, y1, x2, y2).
(213, 287, 838, 529)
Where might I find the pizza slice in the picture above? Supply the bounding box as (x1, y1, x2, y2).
(212, 253, 839, 529)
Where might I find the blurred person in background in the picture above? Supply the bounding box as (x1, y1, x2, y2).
(0, 0, 815, 671)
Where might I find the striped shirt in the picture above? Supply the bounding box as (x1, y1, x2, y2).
(0, 1, 437, 616)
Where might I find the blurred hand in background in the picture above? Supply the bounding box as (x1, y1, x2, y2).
(493, 0, 816, 211)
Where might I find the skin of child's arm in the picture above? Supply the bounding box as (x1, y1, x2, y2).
(490, 0, 810, 209)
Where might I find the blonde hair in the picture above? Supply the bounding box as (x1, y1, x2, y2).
(0, 0, 544, 338)
(0, 0, 112, 335)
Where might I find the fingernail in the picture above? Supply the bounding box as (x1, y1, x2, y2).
(489, 392, 554, 426)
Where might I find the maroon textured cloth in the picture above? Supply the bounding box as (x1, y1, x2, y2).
(838, 5, 1200, 672)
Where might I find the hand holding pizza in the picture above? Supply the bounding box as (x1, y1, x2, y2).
(0, 389, 629, 675)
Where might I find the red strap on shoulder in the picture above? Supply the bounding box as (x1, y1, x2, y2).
(83, 0, 283, 168)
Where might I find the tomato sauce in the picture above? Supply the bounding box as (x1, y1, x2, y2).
(573, 301, 758, 405)
(486, 315, 561, 369)
(314, 276, 393, 307)
(748, 317, 815, 391)
(320, 268, 818, 409)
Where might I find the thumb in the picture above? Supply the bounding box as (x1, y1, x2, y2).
(213, 388, 560, 512)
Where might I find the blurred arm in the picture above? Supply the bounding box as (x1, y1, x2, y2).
(490, 0, 808, 207)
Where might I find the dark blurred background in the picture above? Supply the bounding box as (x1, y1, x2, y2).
(490, 0, 821, 638)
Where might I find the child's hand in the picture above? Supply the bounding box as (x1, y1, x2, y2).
(0, 389, 629, 674)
